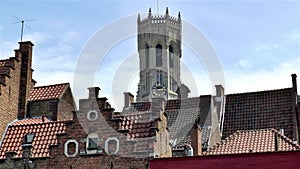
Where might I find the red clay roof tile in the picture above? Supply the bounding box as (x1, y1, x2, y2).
(222, 88, 296, 140)
(29, 83, 69, 101)
(0, 117, 66, 159)
(205, 128, 300, 155)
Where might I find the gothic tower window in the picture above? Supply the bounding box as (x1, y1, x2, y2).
(145, 45, 150, 68)
(156, 44, 162, 67)
(157, 70, 163, 84)
(169, 46, 174, 68)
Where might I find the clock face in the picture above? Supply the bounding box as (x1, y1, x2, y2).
(152, 82, 167, 96)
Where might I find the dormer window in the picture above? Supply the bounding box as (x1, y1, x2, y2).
(87, 137, 98, 150)
(24, 134, 35, 144)
(86, 132, 100, 154)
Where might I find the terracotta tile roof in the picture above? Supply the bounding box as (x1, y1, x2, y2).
(122, 96, 212, 150)
(119, 111, 156, 139)
(166, 96, 211, 148)
(0, 59, 11, 67)
(205, 128, 300, 155)
(0, 118, 66, 159)
(29, 83, 69, 101)
(222, 88, 296, 140)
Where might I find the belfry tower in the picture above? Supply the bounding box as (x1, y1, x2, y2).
(136, 8, 183, 101)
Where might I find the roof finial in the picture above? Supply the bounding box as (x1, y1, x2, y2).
(148, 8, 152, 18)
(137, 13, 141, 22)
(166, 7, 169, 15)
(178, 11, 181, 18)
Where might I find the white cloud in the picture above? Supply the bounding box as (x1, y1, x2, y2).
(237, 59, 251, 68)
(286, 29, 300, 43)
(0, 41, 17, 59)
(23, 32, 52, 44)
(225, 59, 300, 94)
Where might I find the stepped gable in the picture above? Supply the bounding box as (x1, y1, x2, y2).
(222, 88, 296, 140)
(205, 128, 300, 155)
(0, 117, 66, 159)
(0, 58, 15, 85)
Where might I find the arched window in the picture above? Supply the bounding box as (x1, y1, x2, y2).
(145, 45, 150, 68)
(156, 44, 162, 67)
(169, 46, 174, 68)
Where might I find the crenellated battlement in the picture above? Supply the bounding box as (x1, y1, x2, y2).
(138, 7, 181, 28)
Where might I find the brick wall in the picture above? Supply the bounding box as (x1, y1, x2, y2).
(0, 56, 21, 139)
(33, 112, 148, 169)
(0, 42, 34, 139)
(57, 87, 76, 121)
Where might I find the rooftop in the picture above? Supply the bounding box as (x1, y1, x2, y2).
(29, 83, 69, 101)
(222, 88, 296, 140)
(205, 128, 300, 155)
(0, 117, 66, 159)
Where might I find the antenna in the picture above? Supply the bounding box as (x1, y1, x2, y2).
(12, 16, 36, 42)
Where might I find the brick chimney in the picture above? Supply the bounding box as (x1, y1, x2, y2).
(124, 92, 134, 107)
(18, 41, 34, 120)
(292, 74, 297, 93)
(88, 87, 100, 99)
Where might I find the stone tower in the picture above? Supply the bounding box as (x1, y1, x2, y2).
(136, 8, 182, 101)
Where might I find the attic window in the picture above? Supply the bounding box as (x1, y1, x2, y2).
(64, 139, 78, 157)
(105, 137, 119, 155)
(86, 132, 100, 154)
(24, 134, 35, 144)
(87, 110, 98, 121)
(87, 138, 98, 150)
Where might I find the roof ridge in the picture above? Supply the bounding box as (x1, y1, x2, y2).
(33, 82, 69, 88)
(226, 87, 293, 96)
(11, 117, 66, 126)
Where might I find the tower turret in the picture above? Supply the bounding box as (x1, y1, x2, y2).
(136, 8, 182, 101)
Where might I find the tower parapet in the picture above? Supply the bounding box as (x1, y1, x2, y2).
(138, 8, 181, 31)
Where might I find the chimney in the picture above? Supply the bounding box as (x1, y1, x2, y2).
(18, 41, 34, 120)
(215, 84, 225, 97)
(292, 74, 297, 93)
(124, 92, 134, 107)
(88, 87, 100, 99)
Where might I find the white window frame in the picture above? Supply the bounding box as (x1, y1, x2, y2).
(87, 110, 98, 121)
(64, 139, 78, 157)
(105, 137, 120, 155)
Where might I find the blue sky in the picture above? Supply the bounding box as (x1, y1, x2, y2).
(0, 0, 299, 111)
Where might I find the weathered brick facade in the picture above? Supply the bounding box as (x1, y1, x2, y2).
(28, 83, 75, 121)
(0, 41, 34, 139)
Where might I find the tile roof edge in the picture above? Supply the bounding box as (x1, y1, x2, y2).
(32, 82, 69, 89)
(226, 87, 293, 96)
(11, 118, 67, 126)
(206, 129, 243, 153)
(58, 83, 70, 100)
(0, 119, 18, 147)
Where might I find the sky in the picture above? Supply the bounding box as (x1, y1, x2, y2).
(0, 0, 299, 111)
